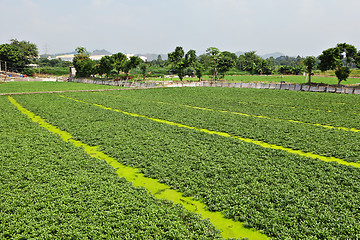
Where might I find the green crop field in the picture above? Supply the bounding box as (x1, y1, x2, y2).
(0, 81, 121, 93)
(2, 83, 360, 239)
(164, 74, 360, 85)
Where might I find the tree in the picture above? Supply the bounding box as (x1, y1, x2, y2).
(140, 63, 148, 80)
(356, 51, 360, 69)
(72, 47, 94, 77)
(194, 62, 204, 81)
(98, 55, 114, 77)
(0, 39, 38, 72)
(217, 54, 235, 80)
(319, 43, 358, 86)
(168, 46, 196, 81)
(123, 56, 143, 80)
(112, 52, 127, 76)
(10, 39, 38, 59)
(255, 59, 273, 75)
(238, 51, 262, 74)
(206, 47, 221, 81)
(303, 56, 316, 84)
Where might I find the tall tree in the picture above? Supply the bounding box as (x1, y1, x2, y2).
(98, 55, 114, 77)
(238, 51, 261, 74)
(194, 62, 204, 81)
(123, 56, 143, 80)
(72, 47, 94, 77)
(139, 63, 148, 80)
(0, 39, 38, 72)
(303, 56, 317, 84)
(319, 43, 358, 86)
(217, 54, 235, 80)
(206, 47, 221, 81)
(356, 51, 360, 69)
(112, 52, 127, 76)
(168, 46, 196, 81)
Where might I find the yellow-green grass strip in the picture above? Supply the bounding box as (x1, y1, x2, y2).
(8, 96, 268, 240)
(169, 102, 360, 133)
(61, 95, 360, 169)
(238, 100, 360, 116)
(97, 92, 360, 133)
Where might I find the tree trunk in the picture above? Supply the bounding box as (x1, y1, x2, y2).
(307, 72, 311, 84)
(338, 79, 342, 86)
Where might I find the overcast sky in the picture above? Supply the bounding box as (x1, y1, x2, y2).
(1, 0, 359, 56)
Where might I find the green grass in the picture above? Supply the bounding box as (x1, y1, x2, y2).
(0, 95, 222, 239)
(0, 81, 121, 93)
(156, 74, 360, 85)
(12, 88, 360, 239)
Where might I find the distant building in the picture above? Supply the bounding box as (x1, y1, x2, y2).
(90, 55, 107, 61)
(56, 54, 74, 62)
(139, 56, 147, 62)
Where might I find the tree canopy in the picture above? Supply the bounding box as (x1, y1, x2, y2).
(168, 46, 197, 81)
(72, 47, 94, 77)
(319, 43, 358, 85)
(0, 39, 38, 72)
(303, 56, 317, 84)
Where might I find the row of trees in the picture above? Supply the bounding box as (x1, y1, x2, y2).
(0, 39, 38, 74)
(73, 47, 144, 80)
(73, 43, 359, 85)
(165, 44, 360, 85)
(1, 39, 358, 86)
(303, 43, 360, 85)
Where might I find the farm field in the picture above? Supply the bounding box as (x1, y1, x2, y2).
(0, 95, 223, 239)
(2, 83, 360, 239)
(0, 81, 121, 94)
(158, 74, 360, 85)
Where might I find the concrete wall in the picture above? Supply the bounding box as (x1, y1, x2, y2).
(69, 78, 360, 95)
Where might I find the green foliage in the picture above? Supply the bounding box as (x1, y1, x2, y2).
(217, 54, 235, 79)
(15, 87, 360, 239)
(97, 55, 114, 76)
(111, 52, 127, 76)
(319, 43, 358, 85)
(335, 66, 351, 84)
(21, 67, 36, 76)
(39, 67, 69, 76)
(237, 51, 273, 75)
(123, 56, 143, 79)
(140, 63, 148, 80)
(168, 46, 197, 81)
(194, 62, 204, 81)
(0, 82, 120, 93)
(0, 39, 38, 71)
(36, 58, 71, 68)
(303, 56, 317, 83)
(0, 96, 221, 239)
(72, 47, 95, 78)
(206, 47, 221, 81)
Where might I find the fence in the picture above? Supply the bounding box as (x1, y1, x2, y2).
(69, 78, 360, 95)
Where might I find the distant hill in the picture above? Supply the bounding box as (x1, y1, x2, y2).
(235, 51, 245, 57)
(137, 53, 168, 61)
(261, 52, 285, 59)
(91, 49, 112, 56)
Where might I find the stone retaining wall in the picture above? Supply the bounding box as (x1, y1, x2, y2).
(69, 78, 360, 94)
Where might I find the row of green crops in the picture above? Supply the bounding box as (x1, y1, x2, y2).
(0, 81, 121, 93)
(59, 90, 360, 163)
(100, 87, 360, 127)
(0, 96, 222, 239)
(11, 89, 360, 239)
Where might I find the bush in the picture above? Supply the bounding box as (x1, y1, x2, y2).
(21, 68, 36, 76)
